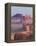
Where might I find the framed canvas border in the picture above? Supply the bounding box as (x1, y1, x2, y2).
(5, 3, 35, 43)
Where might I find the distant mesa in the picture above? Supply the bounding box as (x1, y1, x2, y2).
(13, 14, 22, 17)
(11, 13, 23, 19)
(11, 14, 23, 23)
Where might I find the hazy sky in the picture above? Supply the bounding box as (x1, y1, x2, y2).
(11, 6, 33, 16)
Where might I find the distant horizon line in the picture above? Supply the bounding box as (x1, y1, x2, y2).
(11, 13, 32, 17)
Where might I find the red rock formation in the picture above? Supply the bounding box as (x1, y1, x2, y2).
(11, 15, 33, 40)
